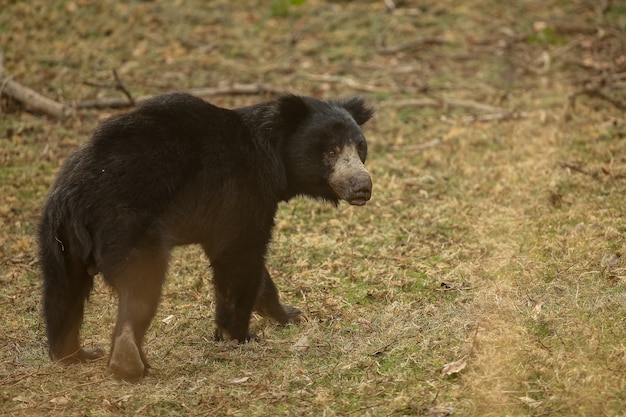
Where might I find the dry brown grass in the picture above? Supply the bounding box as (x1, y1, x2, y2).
(1, 0, 626, 415)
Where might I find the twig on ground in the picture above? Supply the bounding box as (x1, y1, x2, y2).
(383, 97, 508, 114)
(112, 69, 134, 105)
(84, 69, 135, 105)
(564, 71, 626, 119)
(583, 71, 626, 86)
(559, 161, 626, 182)
(558, 161, 601, 180)
(534, 337, 553, 352)
(300, 73, 385, 93)
(0, 50, 68, 119)
(388, 138, 443, 153)
(603, 171, 626, 180)
(462, 112, 524, 123)
(443, 98, 508, 113)
(189, 83, 286, 97)
(567, 86, 626, 112)
(73, 95, 144, 110)
(377, 37, 447, 55)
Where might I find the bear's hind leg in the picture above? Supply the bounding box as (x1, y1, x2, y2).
(43, 254, 104, 363)
(106, 245, 168, 381)
(254, 267, 303, 324)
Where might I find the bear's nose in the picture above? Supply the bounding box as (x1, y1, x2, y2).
(347, 175, 372, 206)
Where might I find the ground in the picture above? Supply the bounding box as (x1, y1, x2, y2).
(1, 0, 625, 416)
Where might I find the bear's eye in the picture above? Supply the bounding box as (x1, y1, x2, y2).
(325, 148, 338, 158)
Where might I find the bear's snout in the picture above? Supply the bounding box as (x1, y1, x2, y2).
(329, 145, 372, 206)
(347, 174, 372, 206)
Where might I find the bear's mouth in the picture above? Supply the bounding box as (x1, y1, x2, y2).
(346, 189, 371, 206)
(348, 198, 368, 206)
(338, 185, 371, 207)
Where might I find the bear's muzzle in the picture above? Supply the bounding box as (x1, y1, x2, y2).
(328, 145, 372, 206)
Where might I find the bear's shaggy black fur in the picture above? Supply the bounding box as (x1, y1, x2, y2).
(38, 92, 373, 380)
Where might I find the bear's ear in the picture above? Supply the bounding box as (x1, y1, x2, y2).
(277, 95, 309, 132)
(336, 96, 374, 126)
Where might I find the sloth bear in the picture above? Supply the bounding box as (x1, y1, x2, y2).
(38, 92, 373, 381)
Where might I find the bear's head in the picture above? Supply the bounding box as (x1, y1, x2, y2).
(278, 95, 374, 206)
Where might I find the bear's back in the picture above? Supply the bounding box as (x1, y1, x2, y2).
(55, 94, 258, 228)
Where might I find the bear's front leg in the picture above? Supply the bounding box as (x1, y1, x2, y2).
(210, 252, 265, 343)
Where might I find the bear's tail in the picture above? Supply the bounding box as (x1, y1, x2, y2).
(38, 194, 94, 359)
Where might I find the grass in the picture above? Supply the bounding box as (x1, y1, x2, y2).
(1, 0, 626, 415)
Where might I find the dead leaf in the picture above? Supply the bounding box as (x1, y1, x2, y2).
(291, 335, 310, 352)
(229, 376, 251, 384)
(132, 40, 148, 57)
(428, 405, 454, 416)
(531, 299, 543, 320)
(50, 396, 69, 405)
(608, 275, 626, 284)
(114, 394, 132, 406)
(601, 253, 621, 268)
(518, 396, 542, 408)
(12, 395, 32, 404)
(161, 314, 175, 324)
(441, 357, 467, 376)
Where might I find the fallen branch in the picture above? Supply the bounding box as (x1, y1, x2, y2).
(0, 48, 285, 117)
(0, 50, 68, 119)
(74, 83, 286, 110)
